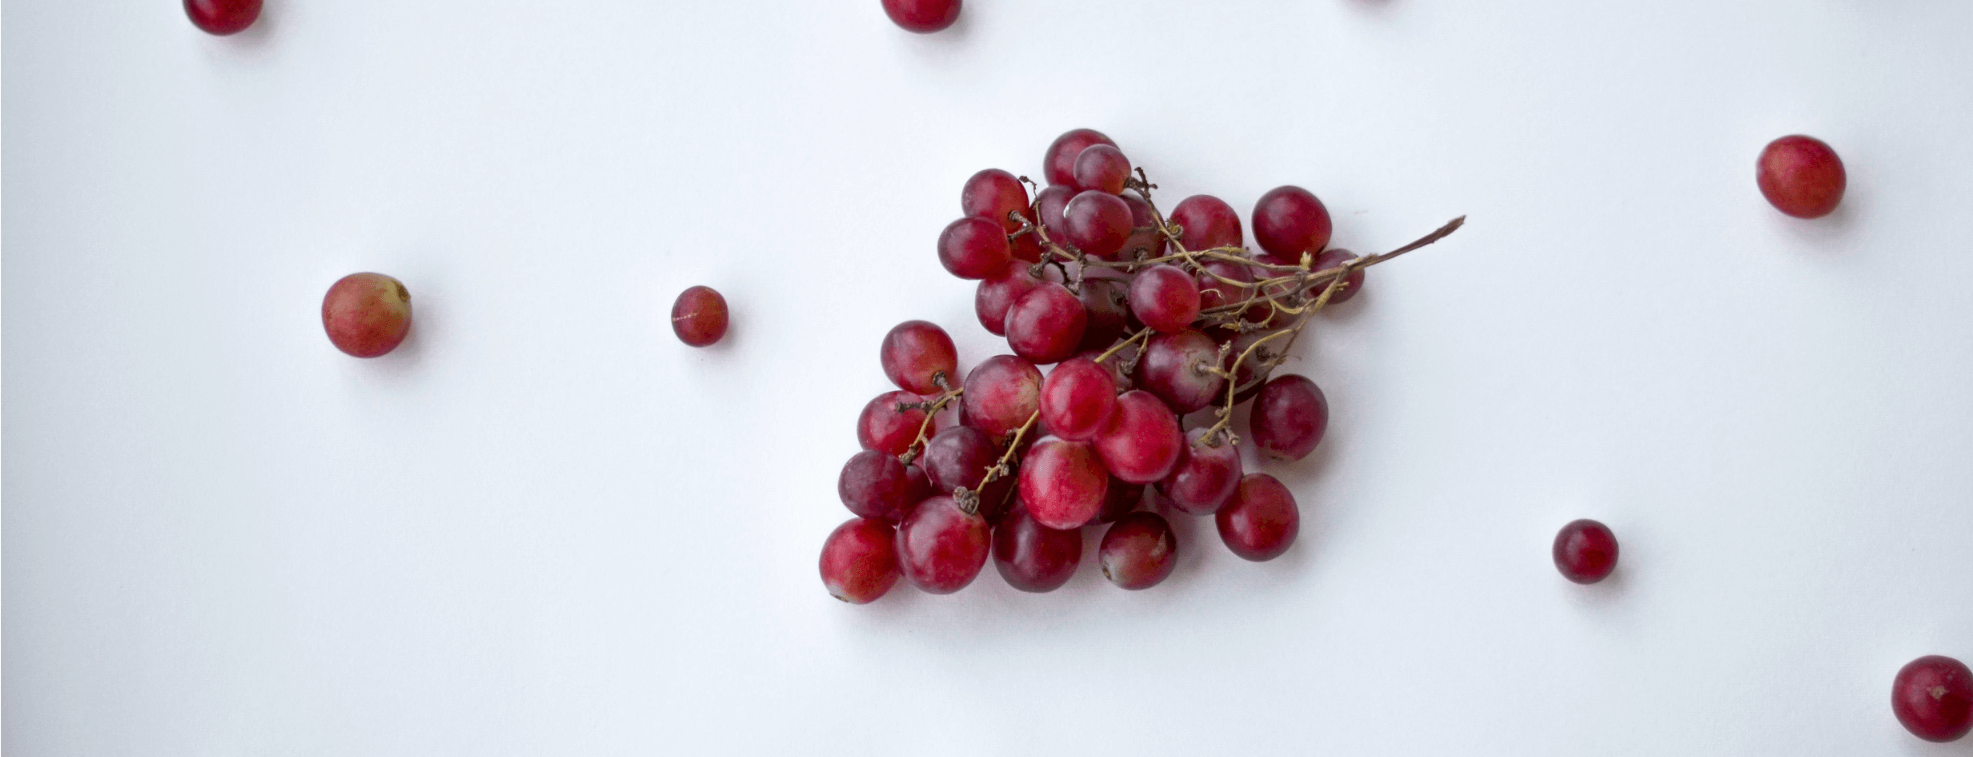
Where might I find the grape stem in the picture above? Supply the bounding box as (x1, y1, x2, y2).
(895, 384, 963, 466)
(955, 409, 1040, 516)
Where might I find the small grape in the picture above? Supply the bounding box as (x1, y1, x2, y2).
(322, 273, 413, 358)
(1128, 265, 1200, 333)
(896, 495, 991, 594)
(1094, 390, 1184, 484)
(1249, 374, 1328, 461)
(1062, 191, 1133, 260)
(185, 0, 261, 35)
(938, 217, 1012, 280)
(1892, 655, 1972, 742)
(820, 517, 901, 604)
(1004, 284, 1087, 365)
(960, 355, 1043, 439)
(1216, 473, 1299, 561)
(1252, 186, 1333, 266)
(1043, 128, 1117, 186)
(1757, 135, 1846, 219)
(838, 450, 930, 522)
(1099, 511, 1177, 590)
(993, 505, 1084, 592)
(1169, 195, 1243, 251)
(880, 0, 960, 33)
(880, 320, 958, 394)
(1551, 519, 1619, 584)
(670, 285, 729, 348)
(1072, 144, 1131, 194)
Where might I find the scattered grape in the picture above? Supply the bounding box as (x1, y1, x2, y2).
(881, 0, 960, 33)
(1551, 519, 1619, 584)
(1892, 655, 1972, 742)
(185, 0, 261, 35)
(1756, 134, 1846, 219)
(322, 273, 413, 358)
(670, 285, 729, 348)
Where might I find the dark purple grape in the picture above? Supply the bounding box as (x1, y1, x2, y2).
(920, 426, 998, 494)
(1119, 193, 1168, 260)
(1250, 374, 1328, 461)
(1217, 473, 1299, 561)
(1076, 277, 1131, 353)
(993, 505, 1083, 592)
(839, 450, 930, 521)
(1097, 477, 1143, 523)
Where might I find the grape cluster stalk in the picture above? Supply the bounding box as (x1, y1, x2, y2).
(822, 128, 1463, 603)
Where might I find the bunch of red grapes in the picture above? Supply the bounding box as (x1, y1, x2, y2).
(820, 128, 1463, 603)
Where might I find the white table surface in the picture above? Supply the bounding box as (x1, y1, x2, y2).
(5, 1, 1971, 754)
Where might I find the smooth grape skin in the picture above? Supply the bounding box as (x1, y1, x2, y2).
(1134, 328, 1225, 414)
(920, 426, 998, 494)
(1004, 284, 1088, 365)
(1119, 193, 1169, 260)
(1252, 186, 1333, 266)
(1076, 277, 1131, 352)
(839, 450, 929, 522)
(1892, 655, 1973, 742)
(961, 168, 1032, 232)
(1250, 374, 1329, 461)
(857, 390, 929, 456)
(669, 285, 729, 348)
(976, 260, 1049, 337)
(1552, 519, 1619, 584)
(938, 217, 1013, 280)
(185, 0, 261, 35)
(1072, 144, 1132, 194)
(1170, 195, 1243, 251)
(1310, 249, 1365, 304)
(1757, 135, 1846, 219)
(880, 0, 961, 33)
(895, 495, 991, 594)
(820, 517, 901, 604)
(1018, 438, 1110, 529)
(1095, 390, 1185, 484)
(1034, 184, 1076, 240)
(1128, 265, 1201, 334)
(1099, 512, 1178, 590)
(1062, 191, 1133, 260)
(880, 320, 958, 394)
(1039, 356, 1119, 441)
(993, 505, 1084, 592)
(1217, 473, 1299, 561)
(961, 355, 1043, 439)
(1162, 428, 1243, 516)
(322, 273, 413, 358)
(1043, 128, 1117, 186)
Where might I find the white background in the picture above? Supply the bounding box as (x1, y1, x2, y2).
(5, 0, 1972, 754)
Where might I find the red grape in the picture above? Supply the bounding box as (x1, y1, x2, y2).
(938, 217, 1012, 280)
(1039, 355, 1119, 441)
(670, 285, 728, 348)
(1008, 231, 1044, 264)
(838, 450, 930, 522)
(1095, 390, 1184, 484)
(1310, 249, 1364, 304)
(993, 505, 1084, 592)
(896, 495, 990, 593)
(1134, 329, 1225, 414)
(1017, 437, 1110, 529)
(1128, 265, 1201, 333)
(880, 0, 960, 33)
(975, 260, 1049, 337)
(1004, 284, 1087, 365)
(1076, 277, 1131, 352)
(1196, 259, 1255, 313)
(1119, 193, 1168, 260)
(1170, 195, 1243, 251)
(1034, 184, 1075, 241)
(1552, 519, 1619, 584)
(1226, 330, 1286, 394)
(857, 390, 929, 456)
(1250, 374, 1328, 461)
(185, 0, 260, 35)
(1062, 191, 1133, 260)
(1892, 655, 1973, 742)
(1043, 128, 1117, 186)
(920, 426, 998, 494)
(1072, 144, 1131, 194)
(1097, 477, 1144, 523)
(1163, 428, 1243, 516)
(881, 320, 958, 394)
(1252, 186, 1333, 266)
(322, 273, 413, 358)
(820, 517, 901, 604)
(961, 354, 1043, 439)
(1099, 511, 1177, 590)
(1216, 473, 1299, 561)
(961, 168, 1031, 233)
(1757, 135, 1846, 219)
